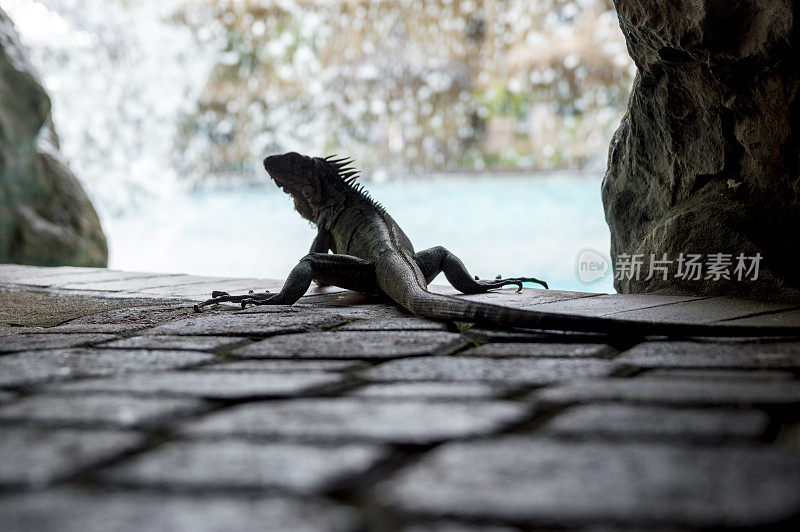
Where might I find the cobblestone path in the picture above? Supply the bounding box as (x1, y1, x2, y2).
(1, 265, 799, 530)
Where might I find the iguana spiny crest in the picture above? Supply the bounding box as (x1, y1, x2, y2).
(263, 152, 383, 223)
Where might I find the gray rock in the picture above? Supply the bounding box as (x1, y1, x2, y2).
(232, 331, 468, 360)
(618, 340, 800, 369)
(0, 427, 142, 488)
(101, 439, 385, 492)
(0, 8, 107, 267)
(148, 308, 349, 336)
(182, 398, 527, 444)
(0, 332, 117, 353)
(0, 393, 206, 428)
(0, 348, 215, 387)
(602, 0, 800, 297)
(45, 370, 342, 399)
(463, 342, 615, 358)
(542, 404, 770, 442)
(0, 489, 359, 532)
(364, 356, 622, 384)
(536, 377, 800, 407)
(379, 437, 800, 526)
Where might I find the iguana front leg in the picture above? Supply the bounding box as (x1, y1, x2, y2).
(194, 253, 377, 311)
(413, 246, 548, 293)
(310, 223, 333, 287)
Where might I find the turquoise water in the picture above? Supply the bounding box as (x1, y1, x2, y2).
(105, 174, 614, 293)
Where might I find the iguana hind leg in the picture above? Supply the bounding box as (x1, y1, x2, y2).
(413, 246, 548, 293)
(194, 253, 377, 311)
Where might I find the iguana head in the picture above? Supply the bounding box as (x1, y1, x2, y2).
(263, 152, 365, 222)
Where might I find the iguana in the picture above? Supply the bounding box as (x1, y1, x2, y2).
(195, 152, 799, 337)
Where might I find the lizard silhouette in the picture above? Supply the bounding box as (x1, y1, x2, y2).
(196, 152, 799, 337)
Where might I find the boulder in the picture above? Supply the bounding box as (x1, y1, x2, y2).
(602, 0, 799, 298)
(0, 8, 107, 267)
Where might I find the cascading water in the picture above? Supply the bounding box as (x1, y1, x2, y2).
(1, 0, 219, 218)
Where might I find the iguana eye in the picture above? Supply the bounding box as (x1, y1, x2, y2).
(301, 186, 314, 198)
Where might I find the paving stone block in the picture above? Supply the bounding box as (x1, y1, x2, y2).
(349, 382, 504, 399)
(462, 342, 615, 358)
(0, 289, 177, 329)
(0, 264, 94, 282)
(364, 356, 623, 384)
(0, 390, 15, 403)
(296, 291, 389, 308)
(0, 393, 206, 428)
(463, 327, 610, 344)
(232, 331, 468, 360)
(59, 275, 197, 291)
(182, 398, 528, 444)
(541, 404, 770, 442)
(10, 270, 164, 288)
(378, 437, 800, 527)
(148, 308, 349, 336)
(403, 522, 517, 532)
(528, 293, 705, 316)
(0, 349, 216, 388)
(100, 335, 250, 351)
(426, 286, 598, 307)
(46, 370, 342, 399)
(101, 439, 385, 492)
(0, 427, 143, 488)
(0, 333, 117, 353)
(45, 323, 151, 334)
(0, 324, 38, 336)
(0, 489, 359, 532)
(139, 278, 284, 299)
(642, 369, 797, 380)
(266, 301, 410, 321)
(618, 341, 800, 369)
(200, 359, 363, 372)
(536, 377, 800, 408)
(337, 317, 449, 331)
(68, 304, 194, 325)
(609, 297, 798, 324)
(718, 308, 800, 328)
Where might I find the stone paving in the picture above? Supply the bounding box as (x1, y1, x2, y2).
(1, 264, 799, 530)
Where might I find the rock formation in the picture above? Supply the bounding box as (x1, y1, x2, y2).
(602, 0, 798, 298)
(0, 8, 107, 267)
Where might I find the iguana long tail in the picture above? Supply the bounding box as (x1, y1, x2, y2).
(401, 286, 797, 337)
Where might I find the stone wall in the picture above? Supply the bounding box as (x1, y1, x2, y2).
(0, 8, 107, 267)
(602, 0, 799, 298)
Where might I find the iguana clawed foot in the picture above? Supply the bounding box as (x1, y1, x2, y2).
(478, 276, 549, 292)
(194, 290, 275, 312)
(471, 274, 547, 291)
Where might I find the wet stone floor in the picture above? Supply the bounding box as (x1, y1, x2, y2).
(0, 264, 799, 530)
